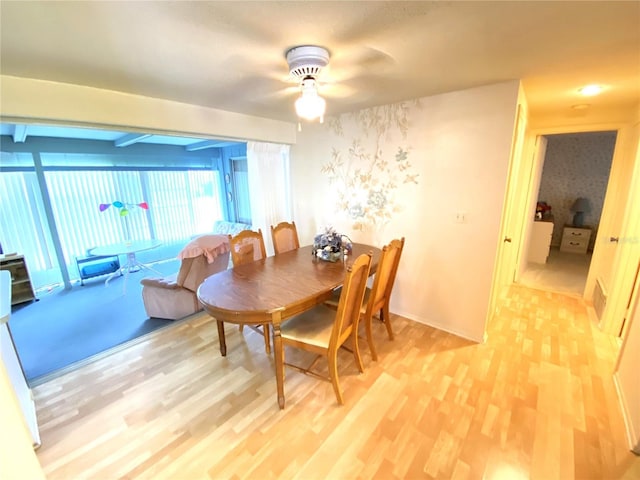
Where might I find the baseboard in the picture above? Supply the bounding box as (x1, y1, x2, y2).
(613, 371, 640, 452)
(391, 309, 484, 343)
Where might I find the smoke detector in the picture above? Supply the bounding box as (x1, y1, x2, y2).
(285, 45, 330, 79)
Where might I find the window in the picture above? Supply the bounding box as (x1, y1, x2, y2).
(231, 157, 251, 225)
(0, 137, 249, 290)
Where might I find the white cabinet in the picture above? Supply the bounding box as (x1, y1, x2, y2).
(560, 226, 591, 254)
(529, 221, 554, 264)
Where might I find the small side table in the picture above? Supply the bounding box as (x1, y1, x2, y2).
(89, 240, 162, 294)
(560, 226, 592, 254)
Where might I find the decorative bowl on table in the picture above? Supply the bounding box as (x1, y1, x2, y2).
(313, 226, 352, 262)
(316, 248, 343, 262)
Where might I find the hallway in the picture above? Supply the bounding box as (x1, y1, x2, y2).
(519, 247, 591, 297)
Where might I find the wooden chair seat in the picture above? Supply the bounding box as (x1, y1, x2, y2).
(281, 305, 335, 348)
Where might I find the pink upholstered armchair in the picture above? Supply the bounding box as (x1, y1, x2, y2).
(140, 235, 230, 320)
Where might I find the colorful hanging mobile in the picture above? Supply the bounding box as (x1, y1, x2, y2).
(99, 201, 149, 217)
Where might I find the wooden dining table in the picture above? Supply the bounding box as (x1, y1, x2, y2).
(197, 243, 381, 409)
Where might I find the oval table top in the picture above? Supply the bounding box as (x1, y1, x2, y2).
(197, 243, 381, 325)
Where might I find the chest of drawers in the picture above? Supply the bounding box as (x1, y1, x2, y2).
(529, 221, 554, 263)
(560, 226, 592, 254)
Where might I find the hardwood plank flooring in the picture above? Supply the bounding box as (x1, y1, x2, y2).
(33, 285, 640, 479)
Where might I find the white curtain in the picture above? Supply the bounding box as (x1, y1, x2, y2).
(246, 142, 292, 256)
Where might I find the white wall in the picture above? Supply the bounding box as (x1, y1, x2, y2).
(0, 363, 45, 480)
(291, 81, 520, 342)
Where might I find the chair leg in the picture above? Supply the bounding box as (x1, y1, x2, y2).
(262, 323, 271, 355)
(327, 353, 343, 405)
(364, 314, 378, 361)
(273, 323, 285, 409)
(381, 304, 394, 340)
(352, 330, 364, 373)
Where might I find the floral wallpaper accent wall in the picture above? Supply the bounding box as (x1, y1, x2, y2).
(321, 103, 419, 231)
(537, 131, 616, 248)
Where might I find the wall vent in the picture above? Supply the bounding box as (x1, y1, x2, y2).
(593, 277, 608, 321)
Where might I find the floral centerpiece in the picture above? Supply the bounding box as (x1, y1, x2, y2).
(313, 226, 352, 262)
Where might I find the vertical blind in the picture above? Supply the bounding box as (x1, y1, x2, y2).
(0, 172, 55, 272)
(0, 169, 222, 290)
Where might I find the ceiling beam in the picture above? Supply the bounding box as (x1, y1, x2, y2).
(12, 124, 28, 143)
(0, 135, 225, 160)
(114, 133, 151, 147)
(185, 140, 237, 152)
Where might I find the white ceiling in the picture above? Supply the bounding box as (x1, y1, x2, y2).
(1, 1, 639, 144)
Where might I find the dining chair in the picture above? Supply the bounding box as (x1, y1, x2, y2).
(228, 229, 271, 354)
(279, 252, 372, 405)
(270, 221, 300, 255)
(325, 237, 405, 361)
(360, 237, 405, 360)
(228, 229, 267, 266)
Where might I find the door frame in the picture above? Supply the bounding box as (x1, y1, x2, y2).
(487, 96, 531, 334)
(517, 135, 548, 281)
(522, 121, 638, 337)
(600, 122, 640, 335)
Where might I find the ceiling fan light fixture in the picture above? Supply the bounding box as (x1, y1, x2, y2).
(578, 84, 603, 96)
(286, 45, 330, 123)
(295, 77, 326, 121)
(285, 45, 330, 79)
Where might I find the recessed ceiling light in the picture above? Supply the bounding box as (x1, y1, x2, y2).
(578, 84, 603, 96)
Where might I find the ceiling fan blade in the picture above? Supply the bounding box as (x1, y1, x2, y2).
(268, 85, 301, 99)
(317, 82, 356, 99)
(325, 46, 396, 84)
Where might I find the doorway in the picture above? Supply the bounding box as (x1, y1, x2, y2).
(519, 131, 617, 295)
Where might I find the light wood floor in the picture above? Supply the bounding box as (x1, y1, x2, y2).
(33, 285, 639, 479)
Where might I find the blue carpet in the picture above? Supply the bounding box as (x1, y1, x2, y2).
(9, 258, 182, 383)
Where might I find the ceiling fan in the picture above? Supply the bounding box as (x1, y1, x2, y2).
(285, 45, 331, 123)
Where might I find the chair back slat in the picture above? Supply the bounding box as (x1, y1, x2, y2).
(270, 221, 300, 255)
(386, 237, 405, 297)
(229, 229, 267, 266)
(365, 238, 405, 317)
(331, 252, 372, 348)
